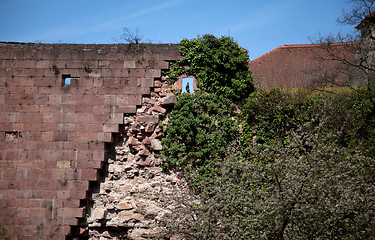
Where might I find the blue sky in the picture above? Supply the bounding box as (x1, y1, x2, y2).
(0, 0, 355, 60)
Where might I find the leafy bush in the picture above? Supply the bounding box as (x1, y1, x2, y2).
(162, 35, 254, 184)
(165, 34, 254, 101)
(161, 119, 375, 240)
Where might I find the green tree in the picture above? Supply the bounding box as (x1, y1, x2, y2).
(162, 35, 254, 184)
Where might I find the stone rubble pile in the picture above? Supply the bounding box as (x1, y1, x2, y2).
(86, 78, 186, 239)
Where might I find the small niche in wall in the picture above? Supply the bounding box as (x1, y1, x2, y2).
(182, 77, 194, 93)
(62, 74, 71, 87)
(62, 74, 79, 87)
(5, 131, 22, 142)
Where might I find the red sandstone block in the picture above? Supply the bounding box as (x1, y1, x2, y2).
(69, 132, 97, 142)
(23, 141, 36, 150)
(41, 131, 53, 142)
(28, 151, 43, 162)
(36, 60, 50, 68)
(15, 168, 27, 181)
(3, 190, 17, 200)
(93, 113, 111, 124)
(34, 78, 51, 88)
(70, 189, 87, 200)
(20, 112, 44, 123)
(2, 168, 16, 180)
(115, 95, 128, 105)
(4, 150, 20, 161)
(113, 69, 130, 77)
(6, 112, 20, 123)
(34, 94, 49, 105)
(61, 94, 77, 104)
(19, 77, 35, 87)
(24, 86, 38, 95)
(75, 104, 94, 113)
(154, 60, 170, 69)
(93, 78, 104, 87)
(57, 190, 70, 199)
(4, 141, 23, 151)
(71, 181, 89, 191)
(75, 123, 102, 132)
(76, 149, 92, 160)
(140, 77, 154, 87)
(35, 179, 57, 190)
(102, 123, 119, 132)
(78, 169, 98, 181)
(129, 68, 146, 78)
(48, 94, 61, 105)
(79, 94, 104, 105)
(12, 67, 30, 77)
(104, 95, 116, 105)
(41, 190, 58, 199)
(28, 68, 45, 77)
(146, 69, 161, 78)
(42, 149, 61, 161)
(28, 207, 47, 218)
(0, 123, 13, 131)
(127, 95, 142, 106)
(110, 113, 124, 124)
(97, 132, 112, 142)
(122, 87, 151, 95)
(53, 131, 69, 141)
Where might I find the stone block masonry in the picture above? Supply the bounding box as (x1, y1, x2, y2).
(0, 42, 181, 240)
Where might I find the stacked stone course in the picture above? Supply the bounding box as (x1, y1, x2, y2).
(0, 42, 181, 239)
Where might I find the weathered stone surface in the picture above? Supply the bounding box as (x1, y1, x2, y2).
(118, 211, 144, 221)
(137, 115, 159, 124)
(151, 106, 166, 114)
(127, 136, 140, 146)
(151, 138, 163, 151)
(160, 94, 177, 106)
(92, 208, 106, 220)
(117, 202, 133, 210)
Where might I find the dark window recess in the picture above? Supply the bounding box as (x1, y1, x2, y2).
(5, 131, 22, 142)
(62, 74, 79, 87)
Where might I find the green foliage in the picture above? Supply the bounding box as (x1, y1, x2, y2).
(165, 34, 254, 101)
(241, 87, 375, 157)
(162, 92, 239, 184)
(162, 126, 375, 240)
(162, 35, 254, 183)
(160, 34, 375, 239)
(161, 85, 375, 239)
(241, 89, 323, 150)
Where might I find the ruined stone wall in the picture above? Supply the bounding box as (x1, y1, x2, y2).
(350, 12, 375, 87)
(0, 42, 181, 240)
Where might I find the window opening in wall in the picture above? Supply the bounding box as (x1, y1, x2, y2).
(5, 131, 22, 142)
(62, 74, 71, 87)
(182, 77, 194, 93)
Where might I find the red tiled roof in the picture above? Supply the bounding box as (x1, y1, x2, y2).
(356, 10, 375, 29)
(249, 42, 358, 89)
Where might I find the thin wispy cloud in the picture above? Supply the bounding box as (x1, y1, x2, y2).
(93, 0, 181, 31)
(221, 1, 291, 35)
(33, 0, 181, 42)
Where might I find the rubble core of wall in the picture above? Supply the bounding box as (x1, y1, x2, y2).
(77, 77, 186, 240)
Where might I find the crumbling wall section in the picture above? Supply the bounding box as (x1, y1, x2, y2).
(0, 42, 181, 240)
(80, 77, 186, 240)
